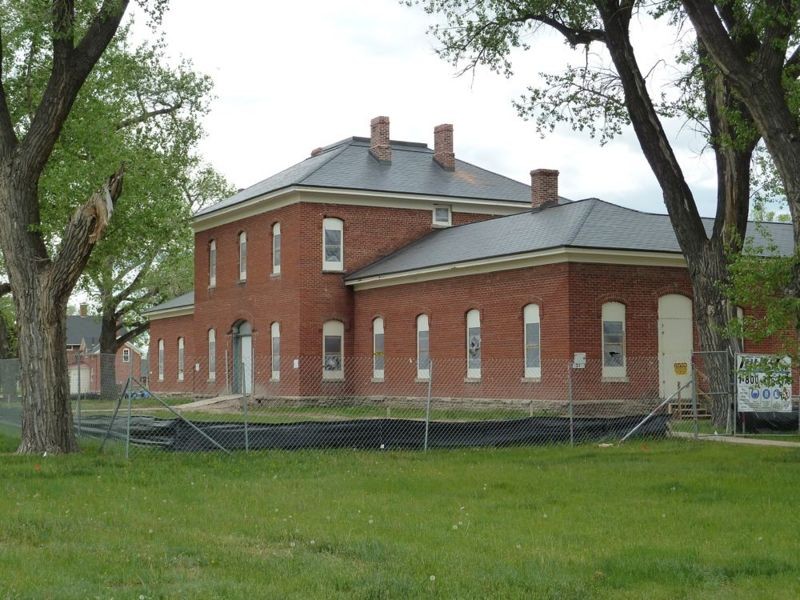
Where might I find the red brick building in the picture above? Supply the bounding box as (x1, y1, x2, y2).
(66, 312, 144, 395)
(145, 116, 792, 402)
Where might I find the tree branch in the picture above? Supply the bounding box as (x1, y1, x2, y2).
(116, 320, 149, 348)
(17, 0, 130, 180)
(596, 1, 708, 250)
(0, 30, 19, 154)
(112, 259, 154, 306)
(680, 0, 755, 86)
(116, 102, 184, 130)
(526, 13, 606, 46)
(48, 165, 125, 302)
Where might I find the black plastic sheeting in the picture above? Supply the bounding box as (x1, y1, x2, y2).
(739, 411, 800, 434)
(79, 413, 669, 452)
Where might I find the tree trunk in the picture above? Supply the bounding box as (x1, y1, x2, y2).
(596, 2, 745, 428)
(0, 167, 123, 454)
(688, 241, 737, 428)
(14, 283, 77, 453)
(99, 309, 119, 399)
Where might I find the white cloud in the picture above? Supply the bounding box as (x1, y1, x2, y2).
(135, 0, 722, 216)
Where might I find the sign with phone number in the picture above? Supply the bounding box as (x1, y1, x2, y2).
(736, 354, 792, 413)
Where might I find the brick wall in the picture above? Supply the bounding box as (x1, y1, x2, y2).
(150, 199, 497, 396)
(148, 314, 194, 394)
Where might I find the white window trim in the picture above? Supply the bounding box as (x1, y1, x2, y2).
(373, 317, 384, 380)
(122, 347, 131, 363)
(158, 339, 164, 382)
(602, 302, 626, 379)
(524, 304, 541, 379)
(177, 337, 185, 382)
(322, 320, 344, 380)
(209, 240, 217, 288)
(466, 309, 481, 379)
(272, 223, 281, 275)
(238, 231, 247, 281)
(432, 205, 452, 227)
(417, 314, 430, 380)
(322, 218, 344, 272)
(208, 329, 216, 382)
(271, 322, 281, 381)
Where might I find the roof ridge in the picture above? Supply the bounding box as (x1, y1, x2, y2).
(453, 156, 529, 189)
(567, 198, 600, 245)
(296, 140, 354, 185)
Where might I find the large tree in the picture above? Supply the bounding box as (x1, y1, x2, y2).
(414, 0, 760, 424)
(0, 0, 146, 453)
(680, 1, 800, 269)
(28, 34, 232, 397)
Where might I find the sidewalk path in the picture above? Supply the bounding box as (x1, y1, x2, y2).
(672, 431, 800, 448)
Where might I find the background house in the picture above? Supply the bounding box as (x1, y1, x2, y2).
(67, 305, 145, 396)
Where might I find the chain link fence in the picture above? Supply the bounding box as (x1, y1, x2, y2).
(80, 354, 687, 456)
(1, 352, 798, 456)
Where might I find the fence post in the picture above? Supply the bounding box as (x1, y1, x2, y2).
(125, 377, 132, 459)
(730, 351, 737, 436)
(75, 352, 82, 437)
(242, 361, 249, 453)
(568, 360, 574, 447)
(691, 367, 698, 440)
(423, 360, 432, 452)
(225, 349, 230, 395)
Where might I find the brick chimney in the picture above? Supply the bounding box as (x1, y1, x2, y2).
(79, 303, 88, 317)
(530, 169, 559, 208)
(433, 124, 455, 170)
(369, 116, 391, 163)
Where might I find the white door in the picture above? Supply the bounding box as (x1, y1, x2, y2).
(69, 365, 90, 394)
(658, 294, 693, 399)
(240, 335, 253, 395)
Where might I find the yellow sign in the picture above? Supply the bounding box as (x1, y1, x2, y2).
(673, 362, 688, 376)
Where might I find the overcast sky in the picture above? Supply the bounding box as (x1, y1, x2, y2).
(142, 0, 719, 215)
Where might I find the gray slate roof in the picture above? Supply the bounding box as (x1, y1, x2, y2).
(195, 137, 537, 217)
(144, 291, 195, 315)
(66, 316, 102, 347)
(347, 198, 795, 281)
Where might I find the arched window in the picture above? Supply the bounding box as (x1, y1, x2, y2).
(271, 322, 281, 381)
(602, 302, 626, 378)
(272, 223, 281, 275)
(322, 218, 343, 271)
(417, 314, 430, 380)
(238, 231, 247, 281)
(208, 329, 216, 382)
(523, 304, 541, 378)
(177, 337, 185, 382)
(466, 309, 481, 379)
(373, 317, 385, 380)
(322, 320, 344, 379)
(157, 339, 164, 382)
(209, 240, 217, 288)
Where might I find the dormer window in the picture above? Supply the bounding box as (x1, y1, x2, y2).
(433, 205, 452, 227)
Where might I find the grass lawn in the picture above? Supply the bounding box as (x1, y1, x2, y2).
(1, 432, 799, 598)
